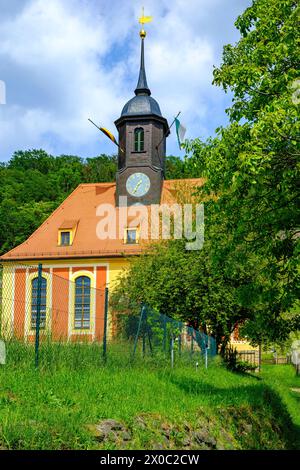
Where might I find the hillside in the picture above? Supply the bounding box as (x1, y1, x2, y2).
(0, 350, 299, 450)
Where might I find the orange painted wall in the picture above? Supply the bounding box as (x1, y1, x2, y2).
(95, 266, 106, 341)
(14, 269, 26, 339)
(52, 268, 70, 340)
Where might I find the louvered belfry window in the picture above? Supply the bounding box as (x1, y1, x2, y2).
(134, 128, 144, 152)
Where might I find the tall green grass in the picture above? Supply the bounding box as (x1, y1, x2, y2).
(262, 365, 300, 428)
(0, 341, 299, 450)
(3, 338, 211, 371)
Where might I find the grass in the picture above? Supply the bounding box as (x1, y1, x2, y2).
(262, 365, 300, 428)
(0, 341, 299, 450)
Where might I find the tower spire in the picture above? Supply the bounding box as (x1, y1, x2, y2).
(134, 36, 151, 96)
(135, 8, 152, 96)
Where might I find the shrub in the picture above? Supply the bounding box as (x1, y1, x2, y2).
(223, 346, 256, 373)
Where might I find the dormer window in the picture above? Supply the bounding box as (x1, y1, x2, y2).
(134, 128, 144, 152)
(60, 231, 71, 246)
(124, 227, 139, 244)
(58, 220, 78, 246)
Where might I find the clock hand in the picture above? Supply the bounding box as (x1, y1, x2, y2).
(132, 180, 142, 194)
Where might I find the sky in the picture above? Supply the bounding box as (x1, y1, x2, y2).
(0, 0, 252, 162)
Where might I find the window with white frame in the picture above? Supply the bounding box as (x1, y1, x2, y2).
(74, 276, 91, 329)
(31, 277, 47, 329)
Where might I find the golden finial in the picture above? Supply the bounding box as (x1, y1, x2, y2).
(138, 7, 152, 38)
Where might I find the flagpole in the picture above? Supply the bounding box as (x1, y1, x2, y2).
(168, 111, 181, 135)
(155, 111, 181, 153)
(88, 118, 124, 153)
(155, 111, 181, 173)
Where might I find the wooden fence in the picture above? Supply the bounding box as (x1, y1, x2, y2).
(237, 350, 259, 366)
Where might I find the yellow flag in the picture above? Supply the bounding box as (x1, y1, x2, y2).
(139, 7, 152, 25)
(88, 119, 124, 153)
(139, 15, 153, 24)
(100, 127, 118, 145)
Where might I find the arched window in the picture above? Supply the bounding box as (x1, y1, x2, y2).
(74, 276, 91, 329)
(134, 127, 144, 152)
(31, 277, 47, 329)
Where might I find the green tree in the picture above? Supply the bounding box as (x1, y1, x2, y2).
(0, 199, 57, 254)
(165, 155, 200, 179)
(8, 149, 55, 173)
(111, 240, 254, 350)
(185, 0, 299, 343)
(83, 154, 117, 182)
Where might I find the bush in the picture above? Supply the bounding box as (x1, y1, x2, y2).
(223, 346, 256, 373)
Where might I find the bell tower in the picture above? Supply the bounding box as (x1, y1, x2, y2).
(115, 22, 169, 206)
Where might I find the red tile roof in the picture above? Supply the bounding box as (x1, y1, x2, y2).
(1, 178, 204, 261)
(59, 220, 78, 230)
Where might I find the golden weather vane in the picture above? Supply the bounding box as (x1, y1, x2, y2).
(138, 7, 152, 38)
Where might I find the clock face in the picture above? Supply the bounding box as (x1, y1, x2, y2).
(126, 172, 151, 197)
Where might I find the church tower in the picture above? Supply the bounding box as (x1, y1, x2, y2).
(114, 26, 170, 206)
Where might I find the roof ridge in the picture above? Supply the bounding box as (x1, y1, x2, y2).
(164, 177, 204, 183)
(79, 182, 116, 187)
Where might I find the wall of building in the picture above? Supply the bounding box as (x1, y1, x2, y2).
(1, 257, 130, 342)
(1, 258, 259, 353)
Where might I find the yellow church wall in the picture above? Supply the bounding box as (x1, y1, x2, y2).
(1, 264, 15, 338)
(105, 258, 130, 291)
(230, 341, 258, 352)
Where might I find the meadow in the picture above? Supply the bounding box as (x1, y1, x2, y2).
(0, 342, 299, 450)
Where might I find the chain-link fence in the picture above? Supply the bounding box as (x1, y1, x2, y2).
(116, 304, 216, 367)
(0, 262, 216, 369)
(0, 262, 108, 368)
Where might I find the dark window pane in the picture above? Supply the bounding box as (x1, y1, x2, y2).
(134, 128, 144, 152)
(126, 229, 137, 244)
(61, 231, 71, 246)
(74, 276, 91, 329)
(31, 277, 47, 329)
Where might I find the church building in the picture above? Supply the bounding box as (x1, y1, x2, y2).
(0, 25, 202, 342)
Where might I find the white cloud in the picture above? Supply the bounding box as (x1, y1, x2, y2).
(0, 0, 252, 160)
(0, 80, 6, 104)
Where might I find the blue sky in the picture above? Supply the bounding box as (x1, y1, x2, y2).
(0, 0, 252, 162)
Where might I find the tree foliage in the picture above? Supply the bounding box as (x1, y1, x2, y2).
(110, 240, 256, 350)
(185, 0, 300, 342)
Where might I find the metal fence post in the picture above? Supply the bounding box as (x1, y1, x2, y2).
(103, 287, 109, 363)
(170, 335, 174, 368)
(190, 332, 194, 356)
(35, 263, 43, 368)
(178, 329, 182, 357)
(143, 306, 148, 357)
(258, 343, 262, 372)
(163, 315, 167, 353)
(133, 304, 145, 358)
